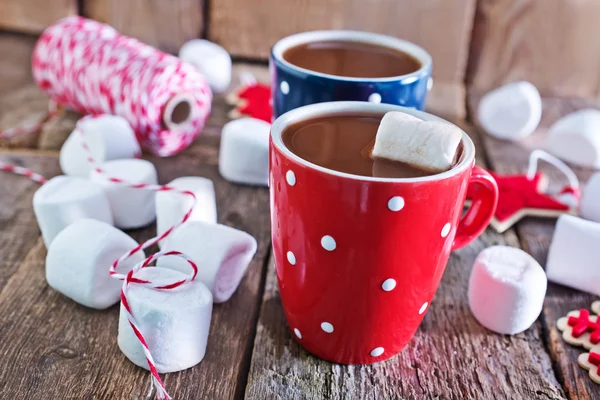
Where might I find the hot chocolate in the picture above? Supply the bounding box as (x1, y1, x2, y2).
(282, 114, 448, 178)
(282, 40, 421, 78)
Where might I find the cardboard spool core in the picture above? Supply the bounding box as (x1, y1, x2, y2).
(163, 93, 195, 131)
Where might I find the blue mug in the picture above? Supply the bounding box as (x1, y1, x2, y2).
(270, 30, 433, 119)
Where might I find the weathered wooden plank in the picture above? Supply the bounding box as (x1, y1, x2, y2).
(83, 0, 204, 54)
(0, 0, 76, 34)
(0, 107, 270, 398)
(469, 90, 600, 399)
(467, 0, 600, 98)
(244, 123, 565, 399)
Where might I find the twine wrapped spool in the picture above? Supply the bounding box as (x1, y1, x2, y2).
(31, 16, 212, 157)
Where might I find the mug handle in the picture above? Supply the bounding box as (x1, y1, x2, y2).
(452, 165, 499, 250)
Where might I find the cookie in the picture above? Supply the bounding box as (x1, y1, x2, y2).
(556, 308, 600, 350)
(578, 348, 600, 384)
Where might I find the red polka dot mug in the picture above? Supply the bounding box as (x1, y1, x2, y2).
(270, 102, 498, 364)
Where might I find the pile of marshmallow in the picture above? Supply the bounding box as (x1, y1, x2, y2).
(38, 109, 259, 373)
(478, 81, 600, 169)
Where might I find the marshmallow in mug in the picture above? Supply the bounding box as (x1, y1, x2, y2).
(468, 245, 547, 335)
(45, 219, 145, 309)
(219, 118, 270, 186)
(157, 221, 258, 302)
(179, 39, 232, 94)
(59, 115, 141, 178)
(580, 172, 600, 223)
(90, 159, 158, 229)
(547, 109, 600, 169)
(372, 111, 462, 172)
(33, 175, 113, 247)
(477, 81, 542, 141)
(546, 214, 600, 296)
(155, 176, 218, 248)
(118, 267, 213, 373)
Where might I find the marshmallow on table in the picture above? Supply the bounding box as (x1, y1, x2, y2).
(546, 214, 600, 296)
(157, 221, 257, 302)
(46, 219, 145, 309)
(477, 81, 542, 141)
(60, 115, 140, 178)
(156, 177, 217, 248)
(219, 118, 270, 186)
(547, 109, 600, 169)
(179, 39, 231, 94)
(118, 267, 213, 373)
(468, 245, 547, 335)
(372, 111, 462, 172)
(33, 175, 113, 247)
(90, 159, 158, 229)
(581, 172, 600, 223)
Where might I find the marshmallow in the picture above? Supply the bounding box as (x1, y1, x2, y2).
(90, 159, 158, 229)
(157, 221, 257, 302)
(478, 81, 542, 141)
(547, 109, 600, 169)
(118, 267, 213, 373)
(372, 111, 462, 172)
(547, 214, 600, 296)
(156, 177, 217, 248)
(59, 115, 141, 178)
(45, 219, 145, 309)
(179, 39, 232, 94)
(33, 175, 113, 247)
(581, 172, 600, 222)
(219, 118, 270, 186)
(468, 245, 547, 335)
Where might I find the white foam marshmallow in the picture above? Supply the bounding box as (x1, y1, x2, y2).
(468, 245, 547, 335)
(478, 81, 542, 141)
(118, 267, 213, 373)
(219, 118, 270, 186)
(547, 109, 600, 169)
(179, 39, 232, 94)
(33, 175, 113, 247)
(372, 111, 462, 172)
(157, 221, 257, 302)
(90, 159, 158, 229)
(156, 177, 217, 248)
(45, 219, 145, 309)
(581, 172, 600, 223)
(546, 214, 600, 296)
(59, 115, 141, 178)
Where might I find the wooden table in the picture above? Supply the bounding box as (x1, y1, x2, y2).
(1, 32, 599, 400)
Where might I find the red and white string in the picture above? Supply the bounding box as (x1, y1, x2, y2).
(31, 16, 212, 157)
(0, 100, 59, 142)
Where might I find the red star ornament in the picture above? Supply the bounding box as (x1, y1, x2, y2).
(467, 170, 579, 233)
(226, 81, 272, 123)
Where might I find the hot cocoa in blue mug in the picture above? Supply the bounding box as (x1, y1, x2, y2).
(270, 31, 433, 118)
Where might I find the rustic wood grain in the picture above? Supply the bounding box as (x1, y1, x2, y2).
(0, 0, 76, 34)
(467, 0, 600, 98)
(244, 123, 565, 399)
(83, 0, 204, 54)
(469, 90, 600, 399)
(0, 97, 271, 399)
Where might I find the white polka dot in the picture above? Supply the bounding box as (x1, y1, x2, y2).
(388, 196, 405, 212)
(419, 302, 429, 315)
(286, 170, 296, 186)
(321, 235, 336, 251)
(280, 81, 290, 95)
(427, 77, 433, 91)
(382, 279, 396, 291)
(294, 328, 302, 339)
(370, 347, 384, 357)
(441, 223, 451, 238)
(286, 251, 296, 265)
(368, 93, 381, 103)
(321, 322, 334, 333)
